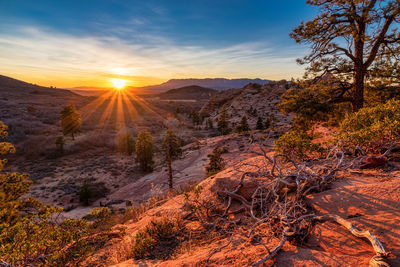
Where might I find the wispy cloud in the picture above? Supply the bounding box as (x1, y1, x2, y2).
(0, 26, 306, 87)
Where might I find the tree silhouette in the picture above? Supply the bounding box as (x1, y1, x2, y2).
(163, 129, 182, 189)
(60, 104, 81, 140)
(256, 117, 264, 130)
(290, 0, 400, 111)
(135, 130, 154, 172)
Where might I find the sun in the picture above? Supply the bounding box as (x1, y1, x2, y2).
(111, 78, 127, 90)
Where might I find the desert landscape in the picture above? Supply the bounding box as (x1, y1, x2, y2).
(1, 1, 400, 267)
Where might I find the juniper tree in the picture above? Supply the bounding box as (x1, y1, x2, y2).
(135, 130, 154, 172)
(235, 116, 250, 133)
(206, 147, 226, 176)
(288, 0, 400, 113)
(217, 104, 230, 135)
(163, 129, 182, 189)
(256, 117, 264, 130)
(60, 104, 81, 140)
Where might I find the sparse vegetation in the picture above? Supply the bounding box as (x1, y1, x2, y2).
(0, 121, 95, 266)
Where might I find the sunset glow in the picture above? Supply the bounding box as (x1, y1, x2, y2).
(111, 78, 127, 90)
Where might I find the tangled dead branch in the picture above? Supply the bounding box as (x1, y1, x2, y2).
(185, 146, 391, 266)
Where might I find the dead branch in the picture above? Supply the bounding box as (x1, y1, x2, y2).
(313, 214, 390, 267)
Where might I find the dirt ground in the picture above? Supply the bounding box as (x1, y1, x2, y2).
(81, 134, 400, 267)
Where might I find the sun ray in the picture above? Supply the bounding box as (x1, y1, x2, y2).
(115, 91, 127, 133)
(124, 90, 167, 122)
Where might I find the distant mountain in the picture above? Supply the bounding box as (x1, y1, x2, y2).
(138, 78, 271, 93)
(155, 85, 217, 100)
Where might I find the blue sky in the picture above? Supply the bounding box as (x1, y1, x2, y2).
(0, 0, 316, 87)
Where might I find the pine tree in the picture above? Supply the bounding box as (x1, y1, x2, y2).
(217, 104, 230, 135)
(256, 117, 264, 130)
(118, 133, 134, 156)
(163, 129, 182, 189)
(60, 104, 81, 140)
(135, 130, 154, 172)
(206, 147, 225, 176)
(235, 116, 250, 133)
(0, 121, 85, 265)
(290, 0, 400, 112)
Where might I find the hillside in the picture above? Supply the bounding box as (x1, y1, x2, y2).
(155, 85, 217, 100)
(200, 81, 292, 129)
(82, 133, 400, 266)
(137, 78, 271, 94)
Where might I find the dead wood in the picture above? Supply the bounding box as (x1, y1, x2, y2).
(187, 145, 391, 266)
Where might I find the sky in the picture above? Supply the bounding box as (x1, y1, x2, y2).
(0, 0, 317, 88)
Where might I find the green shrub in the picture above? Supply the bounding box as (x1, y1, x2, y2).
(337, 99, 400, 152)
(235, 116, 250, 133)
(0, 121, 91, 266)
(274, 130, 322, 160)
(27, 106, 36, 113)
(205, 147, 226, 176)
(132, 217, 176, 259)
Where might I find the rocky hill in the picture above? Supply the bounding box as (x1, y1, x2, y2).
(81, 133, 400, 266)
(156, 85, 217, 100)
(138, 78, 271, 93)
(200, 81, 292, 129)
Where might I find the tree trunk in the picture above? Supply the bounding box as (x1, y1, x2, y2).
(167, 148, 173, 189)
(352, 67, 365, 112)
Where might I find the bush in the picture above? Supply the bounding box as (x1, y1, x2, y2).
(337, 100, 400, 152)
(0, 121, 91, 266)
(235, 116, 250, 133)
(132, 217, 176, 259)
(78, 181, 94, 206)
(206, 147, 226, 176)
(274, 130, 322, 160)
(27, 106, 36, 113)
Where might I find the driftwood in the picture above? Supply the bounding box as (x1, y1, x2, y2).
(314, 215, 390, 267)
(186, 146, 392, 266)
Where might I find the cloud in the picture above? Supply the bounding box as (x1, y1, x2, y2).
(0, 26, 306, 87)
